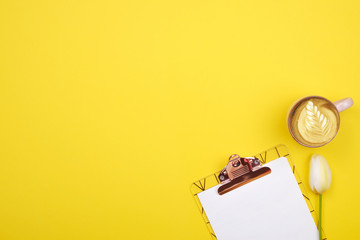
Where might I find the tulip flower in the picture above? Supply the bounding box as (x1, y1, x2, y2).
(309, 154, 332, 240)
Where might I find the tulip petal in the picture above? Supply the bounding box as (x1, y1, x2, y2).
(309, 154, 332, 194)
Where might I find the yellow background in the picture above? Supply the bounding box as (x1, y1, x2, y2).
(1, 0, 359, 239)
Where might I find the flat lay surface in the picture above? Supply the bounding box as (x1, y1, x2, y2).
(1, 0, 360, 239)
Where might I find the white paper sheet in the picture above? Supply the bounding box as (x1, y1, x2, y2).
(197, 157, 318, 240)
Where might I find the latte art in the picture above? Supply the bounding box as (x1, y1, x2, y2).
(289, 97, 340, 147)
(297, 101, 337, 144)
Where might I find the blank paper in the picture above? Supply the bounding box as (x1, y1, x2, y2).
(197, 157, 318, 240)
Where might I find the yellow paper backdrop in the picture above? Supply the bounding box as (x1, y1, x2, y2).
(1, 1, 359, 239)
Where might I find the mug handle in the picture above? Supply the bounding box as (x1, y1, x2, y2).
(333, 97, 354, 112)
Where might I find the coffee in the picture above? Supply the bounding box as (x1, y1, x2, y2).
(288, 97, 340, 147)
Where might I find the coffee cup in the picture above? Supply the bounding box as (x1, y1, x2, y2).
(288, 96, 353, 147)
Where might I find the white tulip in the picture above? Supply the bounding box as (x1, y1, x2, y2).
(309, 153, 331, 240)
(309, 154, 332, 194)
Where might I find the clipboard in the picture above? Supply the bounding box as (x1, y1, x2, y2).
(190, 144, 327, 240)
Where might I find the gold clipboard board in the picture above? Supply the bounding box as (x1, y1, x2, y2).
(190, 144, 327, 240)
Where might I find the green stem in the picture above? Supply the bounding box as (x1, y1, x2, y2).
(319, 194, 322, 240)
